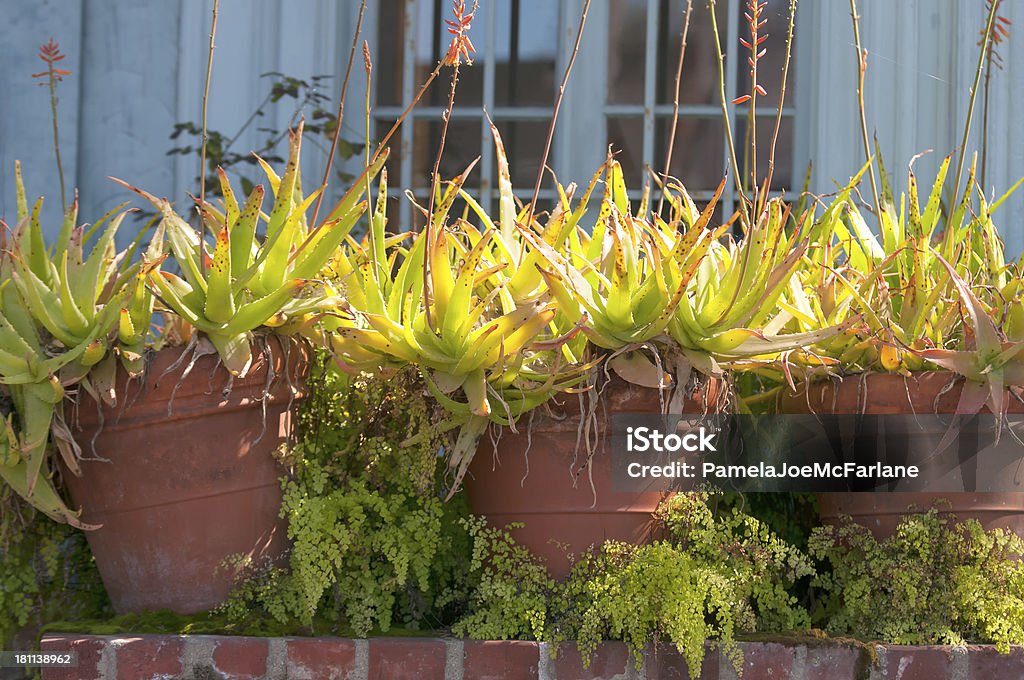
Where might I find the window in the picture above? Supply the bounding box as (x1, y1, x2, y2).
(360, 0, 803, 228)
(371, 0, 562, 230)
(603, 0, 797, 219)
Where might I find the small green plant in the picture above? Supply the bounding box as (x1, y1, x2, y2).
(167, 72, 365, 200)
(559, 493, 812, 675)
(454, 493, 813, 678)
(451, 517, 554, 641)
(121, 123, 387, 376)
(0, 487, 110, 650)
(220, 360, 472, 635)
(810, 510, 1024, 650)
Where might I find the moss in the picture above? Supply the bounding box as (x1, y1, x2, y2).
(39, 609, 443, 638)
(731, 631, 878, 680)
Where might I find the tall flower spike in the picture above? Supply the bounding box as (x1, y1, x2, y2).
(32, 38, 72, 80)
(442, 0, 477, 66)
(979, 0, 1011, 70)
(731, 0, 768, 104)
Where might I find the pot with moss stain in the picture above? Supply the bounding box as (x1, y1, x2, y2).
(61, 336, 310, 614)
(465, 376, 723, 579)
(782, 371, 1024, 539)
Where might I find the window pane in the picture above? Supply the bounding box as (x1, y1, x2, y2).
(656, 0, 719, 105)
(493, 120, 551, 188)
(375, 118, 404, 166)
(376, 0, 406, 106)
(733, 0, 797, 107)
(495, 0, 559, 107)
(733, 115, 795, 192)
(607, 0, 648, 105)
(607, 116, 645, 187)
(412, 119, 483, 188)
(654, 117, 726, 191)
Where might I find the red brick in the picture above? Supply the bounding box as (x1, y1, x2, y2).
(463, 641, 539, 680)
(879, 646, 952, 680)
(552, 641, 635, 680)
(967, 645, 1024, 680)
(735, 642, 796, 680)
(114, 635, 184, 680)
(368, 638, 446, 680)
(212, 637, 268, 679)
(645, 643, 717, 679)
(40, 635, 105, 680)
(286, 638, 357, 680)
(805, 644, 863, 680)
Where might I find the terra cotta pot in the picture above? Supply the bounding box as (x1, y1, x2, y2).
(782, 371, 1024, 539)
(465, 376, 722, 578)
(62, 337, 310, 614)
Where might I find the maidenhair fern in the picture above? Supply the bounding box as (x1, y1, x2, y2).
(220, 360, 470, 635)
(810, 510, 1024, 651)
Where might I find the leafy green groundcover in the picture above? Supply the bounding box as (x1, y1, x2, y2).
(811, 509, 1024, 652)
(217, 363, 475, 635)
(452, 492, 813, 677)
(1, 488, 111, 650)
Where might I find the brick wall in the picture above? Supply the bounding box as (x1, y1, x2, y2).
(36, 634, 1024, 680)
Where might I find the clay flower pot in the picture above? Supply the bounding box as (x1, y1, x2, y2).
(61, 337, 310, 614)
(783, 371, 1024, 539)
(465, 376, 722, 578)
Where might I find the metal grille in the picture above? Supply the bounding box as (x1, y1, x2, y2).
(606, 0, 797, 219)
(373, 0, 560, 230)
(372, 0, 797, 229)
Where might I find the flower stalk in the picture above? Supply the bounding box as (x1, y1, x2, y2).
(527, 0, 591, 223)
(199, 0, 220, 271)
(658, 0, 693, 218)
(709, 0, 748, 216)
(31, 39, 71, 213)
(311, 0, 367, 228)
(848, 0, 881, 217)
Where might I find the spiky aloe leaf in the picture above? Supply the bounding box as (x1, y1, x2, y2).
(0, 459, 97, 529)
(204, 223, 235, 324)
(229, 184, 264, 275)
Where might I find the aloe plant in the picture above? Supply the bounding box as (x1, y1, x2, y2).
(0, 272, 97, 527)
(6, 163, 157, 378)
(121, 123, 387, 377)
(326, 151, 589, 494)
(913, 255, 1023, 417)
(328, 120, 857, 492)
(519, 151, 848, 396)
(728, 142, 1024, 424)
(0, 164, 154, 526)
(792, 153, 1017, 369)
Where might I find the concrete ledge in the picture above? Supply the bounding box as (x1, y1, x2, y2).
(36, 634, 1010, 679)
